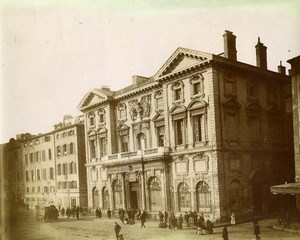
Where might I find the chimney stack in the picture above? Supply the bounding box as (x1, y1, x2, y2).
(223, 30, 237, 60)
(255, 37, 267, 69)
(277, 61, 286, 75)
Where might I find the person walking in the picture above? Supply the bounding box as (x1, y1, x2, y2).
(222, 226, 229, 240)
(114, 222, 121, 240)
(230, 212, 236, 226)
(140, 210, 147, 228)
(254, 223, 261, 240)
(107, 208, 112, 219)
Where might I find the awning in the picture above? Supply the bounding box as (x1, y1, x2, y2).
(270, 182, 300, 195)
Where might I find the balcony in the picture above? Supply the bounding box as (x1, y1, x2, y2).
(101, 147, 171, 165)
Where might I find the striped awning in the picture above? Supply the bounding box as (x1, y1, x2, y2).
(270, 182, 300, 195)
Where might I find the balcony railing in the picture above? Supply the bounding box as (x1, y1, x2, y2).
(101, 147, 170, 162)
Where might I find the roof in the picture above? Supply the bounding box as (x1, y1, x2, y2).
(270, 182, 300, 195)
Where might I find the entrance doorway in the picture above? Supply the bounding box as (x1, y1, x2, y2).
(129, 182, 140, 209)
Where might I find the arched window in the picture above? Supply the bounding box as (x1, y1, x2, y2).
(92, 187, 99, 209)
(196, 181, 211, 212)
(102, 187, 110, 210)
(178, 182, 191, 212)
(230, 179, 241, 211)
(113, 180, 123, 210)
(148, 177, 162, 211)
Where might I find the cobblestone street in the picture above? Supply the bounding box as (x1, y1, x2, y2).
(5, 210, 300, 240)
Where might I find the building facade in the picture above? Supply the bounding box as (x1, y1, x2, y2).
(78, 31, 294, 221)
(22, 115, 88, 209)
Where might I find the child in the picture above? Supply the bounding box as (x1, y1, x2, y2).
(118, 234, 124, 240)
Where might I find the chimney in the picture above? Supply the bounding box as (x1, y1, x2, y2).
(223, 30, 237, 60)
(132, 75, 149, 85)
(277, 61, 286, 75)
(255, 37, 267, 69)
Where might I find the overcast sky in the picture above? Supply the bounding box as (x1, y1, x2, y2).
(1, 0, 300, 144)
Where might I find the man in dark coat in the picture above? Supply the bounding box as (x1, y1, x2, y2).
(222, 226, 229, 240)
(254, 223, 261, 240)
(114, 222, 121, 239)
(107, 208, 112, 218)
(140, 210, 147, 228)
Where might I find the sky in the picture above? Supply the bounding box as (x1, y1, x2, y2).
(1, 0, 300, 144)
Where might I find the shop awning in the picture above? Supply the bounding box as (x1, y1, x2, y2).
(270, 182, 300, 195)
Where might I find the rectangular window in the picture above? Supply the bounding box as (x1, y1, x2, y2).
(121, 135, 129, 152)
(157, 126, 165, 147)
(42, 150, 46, 161)
(25, 171, 29, 181)
(90, 117, 95, 126)
(174, 88, 181, 100)
(49, 168, 54, 180)
(42, 168, 47, 180)
(35, 151, 39, 162)
(57, 146, 61, 156)
(249, 117, 260, 143)
(225, 113, 238, 142)
(63, 163, 68, 175)
(48, 149, 52, 160)
(37, 169, 41, 181)
(25, 154, 28, 164)
(193, 82, 201, 95)
(31, 170, 35, 181)
(193, 115, 202, 142)
(99, 137, 106, 157)
(90, 139, 96, 158)
(99, 113, 104, 123)
(175, 119, 184, 145)
(156, 97, 163, 109)
(30, 153, 34, 163)
(63, 144, 67, 155)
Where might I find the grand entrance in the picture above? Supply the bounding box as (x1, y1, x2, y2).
(129, 182, 140, 209)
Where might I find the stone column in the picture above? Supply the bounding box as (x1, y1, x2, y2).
(160, 168, 166, 210)
(140, 171, 146, 210)
(121, 173, 126, 209)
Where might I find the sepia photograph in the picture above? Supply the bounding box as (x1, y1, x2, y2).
(1, 0, 300, 239)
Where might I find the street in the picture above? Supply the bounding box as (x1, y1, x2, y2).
(5, 210, 300, 240)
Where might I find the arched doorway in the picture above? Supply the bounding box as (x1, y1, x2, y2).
(148, 177, 162, 211)
(178, 182, 191, 212)
(92, 187, 99, 209)
(102, 186, 110, 210)
(196, 181, 211, 213)
(229, 179, 241, 212)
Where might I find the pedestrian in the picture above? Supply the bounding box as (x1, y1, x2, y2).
(254, 223, 261, 240)
(206, 218, 214, 234)
(76, 206, 80, 220)
(222, 226, 229, 240)
(158, 211, 163, 224)
(95, 208, 99, 218)
(118, 234, 124, 240)
(99, 208, 102, 218)
(35, 204, 40, 221)
(66, 207, 71, 218)
(107, 208, 112, 219)
(177, 214, 183, 230)
(140, 210, 147, 228)
(114, 222, 121, 240)
(60, 207, 65, 217)
(230, 212, 236, 226)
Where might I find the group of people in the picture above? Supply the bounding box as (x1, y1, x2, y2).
(222, 216, 261, 240)
(59, 205, 82, 219)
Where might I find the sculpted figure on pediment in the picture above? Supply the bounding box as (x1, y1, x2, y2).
(129, 95, 151, 121)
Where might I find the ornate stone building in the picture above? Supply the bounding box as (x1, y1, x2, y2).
(22, 115, 87, 209)
(78, 31, 294, 221)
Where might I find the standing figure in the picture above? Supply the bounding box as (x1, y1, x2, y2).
(60, 207, 65, 217)
(95, 208, 100, 218)
(230, 212, 236, 226)
(206, 219, 214, 234)
(76, 206, 80, 220)
(254, 223, 261, 240)
(140, 210, 147, 228)
(222, 226, 229, 240)
(158, 211, 163, 224)
(35, 204, 40, 221)
(107, 208, 112, 219)
(114, 222, 121, 240)
(177, 214, 183, 230)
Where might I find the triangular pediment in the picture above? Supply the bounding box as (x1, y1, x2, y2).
(78, 89, 110, 111)
(154, 47, 212, 79)
(152, 110, 164, 122)
(222, 97, 240, 109)
(246, 102, 262, 112)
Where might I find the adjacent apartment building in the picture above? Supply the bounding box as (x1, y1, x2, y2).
(22, 115, 87, 209)
(78, 30, 294, 221)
